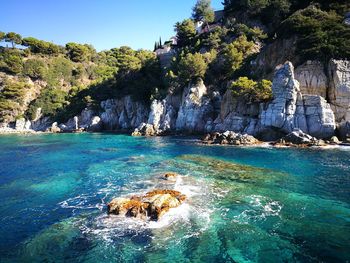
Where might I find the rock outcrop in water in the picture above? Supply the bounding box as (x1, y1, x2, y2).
(107, 189, 186, 221)
(202, 131, 259, 145)
(274, 129, 323, 146)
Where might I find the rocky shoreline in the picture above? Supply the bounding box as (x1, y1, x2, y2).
(1, 60, 350, 144)
(201, 129, 349, 148)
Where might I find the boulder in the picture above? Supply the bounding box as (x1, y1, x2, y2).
(329, 136, 340, 144)
(107, 189, 186, 221)
(202, 131, 259, 146)
(277, 129, 317, 145)
(49, 122, 61, 133)
(131, 123, 157, 136)
(88, 116, 102, 132)
(15, 118, 26, 131)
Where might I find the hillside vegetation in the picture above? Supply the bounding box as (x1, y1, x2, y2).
(0, 0, 349, 124)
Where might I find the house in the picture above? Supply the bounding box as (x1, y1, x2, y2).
(196, 10, 224, 35)
(154, 36, 177, 56)
(344, 12, 350, 26)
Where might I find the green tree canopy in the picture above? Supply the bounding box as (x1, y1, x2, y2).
(0, 49, 23, 74)
(22, 37, 63, 55)
(0, 32, 5, 41)
(66, 42, 95, 62)
(23, 58, 47, 79)
(175, 19, 196, 48)
(230, 77, 272, 102)
(192, 0, 215, 23)
(178, 52, 208, 83)
(4, 32, 22, 48)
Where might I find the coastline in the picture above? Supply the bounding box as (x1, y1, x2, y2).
(1, 129, 350, 150)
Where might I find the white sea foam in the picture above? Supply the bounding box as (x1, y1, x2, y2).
(233, 195, 283, 223)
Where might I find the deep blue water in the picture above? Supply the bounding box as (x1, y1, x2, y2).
(0, 133, 349, 262)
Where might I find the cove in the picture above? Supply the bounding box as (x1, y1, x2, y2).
(0, 133, 349, 262)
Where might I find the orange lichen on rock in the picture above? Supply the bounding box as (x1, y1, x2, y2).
(163, 172, 178, 180)
(107, 189, 186, 221)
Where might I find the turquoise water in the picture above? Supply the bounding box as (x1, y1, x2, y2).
(0, 133, 349, 262)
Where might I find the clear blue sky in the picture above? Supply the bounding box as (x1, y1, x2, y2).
(1, 0, 223, 51)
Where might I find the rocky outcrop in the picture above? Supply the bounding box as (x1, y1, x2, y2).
(252, 37, 299, 79)
(206, 90, 261, 134)
(163, 172, 178, 180)
(107, 189, 186, 221)
(202, 131, 259, 145)
(259, 62, 336, 139)
(131, 123, 157, 136)
(175, 80, 214, 133)
(147, 98, 178, 133)
(328, 60, 350, 138)
(275, 129, 326, 146)
(295, 60, 327, 98)
(302, 95, 336, 138)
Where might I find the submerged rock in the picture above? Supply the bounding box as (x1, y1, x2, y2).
(163, 172, 178, 180)
(107, 189, 186, 221)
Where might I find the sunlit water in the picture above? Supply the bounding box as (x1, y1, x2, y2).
(0, 133, 349, 262)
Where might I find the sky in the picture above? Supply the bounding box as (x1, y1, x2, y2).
(1, 0, 223, 51)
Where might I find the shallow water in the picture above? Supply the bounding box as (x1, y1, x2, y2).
(0, 133, 349, 262)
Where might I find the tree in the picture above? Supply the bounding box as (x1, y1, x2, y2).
(175, 19, 196, 47)
(230, 77, 272, 102)
(192, 0, 215, 23)
(279, 5, 350, 62)
(22, 37, 62, 55)
(66, 42, 91, 62)
(2, 54, 23, 74)
(0, 31, 5, 41)
(213, 35, 255, 80)
(4, 32, 22, 48)
(27, 86, 67, 119)
(0, 79, 27, 122)
(178, 52, 208, 83)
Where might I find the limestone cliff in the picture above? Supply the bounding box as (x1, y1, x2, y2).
(3, 60, 350, 141)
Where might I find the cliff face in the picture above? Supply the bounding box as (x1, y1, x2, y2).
(131, 61, 339, 139)
(3, 60, 350, 140)
(328, 60, 350, 138)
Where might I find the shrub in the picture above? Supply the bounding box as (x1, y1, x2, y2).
(178, 52, 208, 83)
(44, 57, 73, 86)
(0, 49, 23, 74)
(66, 42, 94, 62)
(175, 19, 197, 48)
(23, 59, 46, 79)
(27, 87, 67, 119)
(0, 79, 28, 122)
(230, 77, 272, 102)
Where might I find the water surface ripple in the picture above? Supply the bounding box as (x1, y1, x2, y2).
(0, 133, 349, 262)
